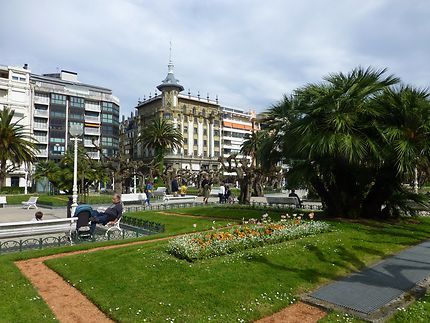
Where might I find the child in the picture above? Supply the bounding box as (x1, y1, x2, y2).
(180, 183, 187, 196)
(32, 211, 43, 221)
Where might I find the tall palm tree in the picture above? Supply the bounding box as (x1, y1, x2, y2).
(240, 131, 264, 166)
(0, 107, 36, 189)
(137, 118, 183, 173)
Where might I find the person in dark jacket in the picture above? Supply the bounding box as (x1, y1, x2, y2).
(288, 189, 302, 207)
(89, 193, 123, 233)
(171, 176, 179, 197)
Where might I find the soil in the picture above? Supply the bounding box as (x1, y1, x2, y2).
(255, 302, 327, 323)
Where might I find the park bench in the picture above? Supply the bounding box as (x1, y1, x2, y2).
(265, 195, 300, 207)
(21, 196, 39, 209)
(152, 187, 167, 199)
(0, 196, 6, 208)
(121, 193, 147, 204)
(0, 218, 77, 239)
(209, 187, 221, 196)
(163, 195, 197, 205)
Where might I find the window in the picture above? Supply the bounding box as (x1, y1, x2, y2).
(184, 149, 188, 155)
(203, 140, 207, 146)
(183, 126, 188, 132)
(51, 94, 66, 105)
(214, 141, 220, 147)
(203, 129, 207, 135)
(50, 111, 66, 118)
(214, 130, 220, 136)
(70, 96, 85, 108)
(194, 127, 198, 134)
(193, 150, 197, 156)
(10, 176, 20, 187)
(164, 113, 171, 119)
(194, 117, 197, 123)
(102, 113, 113, 123)
(50, 137, 65, 143)
(194, 139, 198, 145)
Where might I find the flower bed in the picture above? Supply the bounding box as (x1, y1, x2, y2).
(168, 219, 330, 261)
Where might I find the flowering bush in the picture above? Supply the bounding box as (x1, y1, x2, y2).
(168, 219, 330, 261)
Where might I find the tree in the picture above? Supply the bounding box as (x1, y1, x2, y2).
(0, 107, 36, 189)
(137, 118, 183, 173)
(263, 67, 430, 218)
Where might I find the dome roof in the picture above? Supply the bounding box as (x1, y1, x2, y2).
(157, 61, 184, 92)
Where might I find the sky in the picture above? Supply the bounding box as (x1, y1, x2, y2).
(1, 0, 429, 117)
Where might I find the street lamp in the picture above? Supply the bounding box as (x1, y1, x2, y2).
(69, 124, 83, 216)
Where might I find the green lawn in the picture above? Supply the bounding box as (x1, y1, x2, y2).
(44, 215, 430, 322)
(163, 205, 318, 221)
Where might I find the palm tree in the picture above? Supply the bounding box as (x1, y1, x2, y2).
(0, 107, 36, 189)
(137, 118, 183, 173)
(240, 131, 264, 166)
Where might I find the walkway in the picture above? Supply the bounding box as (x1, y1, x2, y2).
(306, 240, 430, 320)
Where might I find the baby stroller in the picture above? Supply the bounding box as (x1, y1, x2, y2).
(73, 205, 93, 240)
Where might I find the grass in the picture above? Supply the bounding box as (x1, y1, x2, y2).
(44, 213, 430, 322)
(162, 205, 318, 221)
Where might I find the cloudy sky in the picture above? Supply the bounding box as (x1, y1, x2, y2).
(1, 0, 429, 116)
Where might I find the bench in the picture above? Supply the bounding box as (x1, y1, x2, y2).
(0, 196, 6, 208)
(121, 193, 147, 204)
(265, 195, 300, 207)
(0, 218, 77, 239)
(22, 196, 39, 209)
(152, 187, 167, 199)
(163, 195, 197, 205)
(209, 187, 221, 196)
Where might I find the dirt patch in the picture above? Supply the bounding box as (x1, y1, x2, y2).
(255, 302, 326, 323)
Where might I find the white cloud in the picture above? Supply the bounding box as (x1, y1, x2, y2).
(1, 0, 428, 115)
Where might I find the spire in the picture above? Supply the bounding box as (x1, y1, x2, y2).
(157, 41, 184, 92)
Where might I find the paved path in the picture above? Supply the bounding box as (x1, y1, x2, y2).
(306, 240, 430, 319)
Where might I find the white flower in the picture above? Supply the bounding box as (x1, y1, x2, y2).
(192, 223, 197, 228)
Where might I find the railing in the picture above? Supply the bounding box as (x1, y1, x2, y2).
(33, 123, 48, 130)
(35, 149, 48, 157)
(34, 136, 48, 144)
(34, 109, 49, 118)
(0, 220, 164, 255)
(84, 127, 100, 135)
(34, 96, 50, 105)
(85, 103, 101, 112)
(87, 151, 100, 159)
(84, 139, 99, 147)
(85, 115, 100, 123)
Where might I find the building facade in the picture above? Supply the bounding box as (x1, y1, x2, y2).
(0, 64, 120, 190)
(128, 59, 258, 172)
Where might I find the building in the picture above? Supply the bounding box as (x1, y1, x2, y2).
(0, 64, 120, 190)
(128, 58, 258, 173)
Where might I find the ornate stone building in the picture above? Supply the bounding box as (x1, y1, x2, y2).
(135, 59, 223, 172)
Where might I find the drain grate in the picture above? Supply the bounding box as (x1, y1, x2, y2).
(309, 240, 430, 314)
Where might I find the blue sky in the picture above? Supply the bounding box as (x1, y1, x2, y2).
(1, 0, 429, 116)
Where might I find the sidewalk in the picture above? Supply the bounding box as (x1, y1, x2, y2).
(305, 240, 430, 321)
(0, 206, 68, 223)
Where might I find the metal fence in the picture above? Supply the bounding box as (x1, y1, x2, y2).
(0, 219, 164, 255)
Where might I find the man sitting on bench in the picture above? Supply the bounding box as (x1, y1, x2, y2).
(89, 193, 123, 234)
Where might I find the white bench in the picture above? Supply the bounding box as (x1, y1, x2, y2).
(163, 195, 197, 204)
(152, 187, 167, 199)
(0, 218, 77, 239)
(121, 193, 147, 204)
(265, 195, 300, 207)
(22, 196, 39, 209)
(209, 187, 221, 196)
(0, 196, 6, 208)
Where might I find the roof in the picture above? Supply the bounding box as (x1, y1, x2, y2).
(156, 61, 184, 92)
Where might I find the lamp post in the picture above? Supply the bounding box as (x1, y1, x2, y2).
(69, 124, 83, 216)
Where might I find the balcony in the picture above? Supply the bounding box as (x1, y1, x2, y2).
(34, 136, 48, 144)
(34, 96, 50, 105)
(84, 127, 100, 136)
(34, 109, 49, 118)
(33, 123, 48, 130)
(84, 139, 99, 147)
(84, 115, 100, 124)
(85, 102, 101, 112)
(35, 149, 48, 158)
(87, 151, 100, 159)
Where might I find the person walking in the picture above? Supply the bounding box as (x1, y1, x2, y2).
(201, 176, 211, 204)
(219, 183, 226, 203)
(145, 181, 153, 205)
(171, 176, 179, 197)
